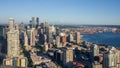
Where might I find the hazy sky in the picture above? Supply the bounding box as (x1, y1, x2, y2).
(0, 0, 120, 25)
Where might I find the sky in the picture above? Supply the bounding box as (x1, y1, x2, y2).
(0, 0, 120, 25)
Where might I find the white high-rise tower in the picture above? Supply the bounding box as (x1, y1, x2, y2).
(7, 18, 20, 58)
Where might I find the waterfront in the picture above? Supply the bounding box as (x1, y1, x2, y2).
(82, 32, 120, 47)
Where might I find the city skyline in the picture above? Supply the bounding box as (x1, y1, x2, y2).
(1, 18, 120, 68)
(0, 0, 120, 25)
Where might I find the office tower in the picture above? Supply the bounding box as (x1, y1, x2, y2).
(63, 47, 73, 67)
(30, 28, 35, 46)
(103, 47, 117, 68)
(44, 21, 49, 41)
(31, 17, 35, 28)
(7, 18, 20, 58)
(26, 27, 35, 46)
(48, 25, 53, 43)
(109, 47, 117, 68)
(91, 44, 99, 62)
(68, 33, 74, 42)
(45, 21, 49, 35)
(9, 18, 15, 30)
(93, 44, 99, 56)
(116, 50, 120, 68)
(116, 51, 120, 63)
(56, 36, 62, 48)
(36, 17, 39, 28)
(26, 26, 31, 45)
(24, 32, 28, 46)
(75, 32, 81, 44)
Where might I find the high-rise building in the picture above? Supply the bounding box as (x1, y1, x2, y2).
(26, 27, 35, 46)
(116, 50, 120, 68)
(56, 36, 62, 48)
(75, 32, 81, 44)
(44, 21, 49, 42)
(93, 44, 99, 57)
(36, 17, 39, 28)
(48, 25, 53, 43)
(108, 47, 117, 68)
(63, 47, 73, 67)
(90, 44, 100, 63)
(31, 17, 35, 28)
(9, 18, 15, 30)
(103, 47, 118, 68)
(7, 18, 20, 58)
(30, 28, 35, 46)
(68, 33, 74, 42)
(24, 32, 28, 46)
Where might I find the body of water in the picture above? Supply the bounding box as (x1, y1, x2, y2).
(82, 32, 120, 47)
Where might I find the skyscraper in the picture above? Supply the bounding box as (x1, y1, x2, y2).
(7, 18, 20, 58)
(116, 50, 120, 68)
(75, 32, 81, 44)
(93, 44, 99, 57)
(56, 36, 62, 48)
(9, 18, 15, 30)
(24, 32, 28, 46)
(108, 47, 117, 68)
(63, 47, 73, 67)
(48, 25, 54, 43)
(31, 17, 35, 28)
(103, 47, 117, 68)
(68, 33, 74, 42)
(36, 17, 39, 28)
(30, 28, 35, 46)
(26, 27, 35, 46)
